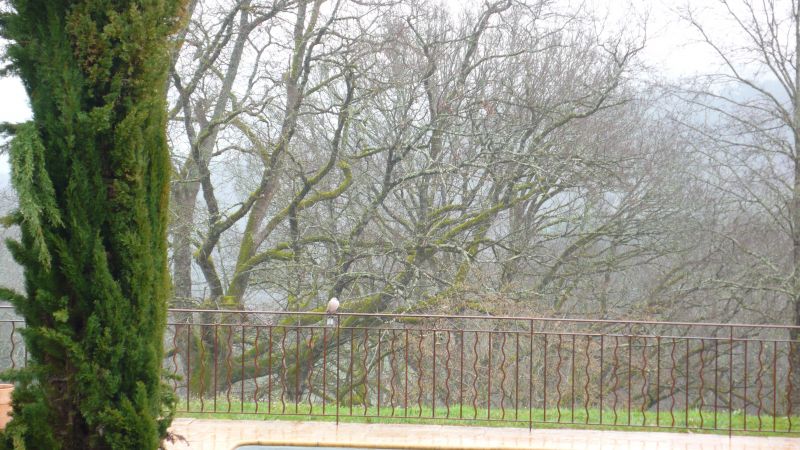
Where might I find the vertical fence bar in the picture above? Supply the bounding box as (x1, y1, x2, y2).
(628, 334, 632, 426)
(361, 327, 370, 416)
(22, 326, 27, 368)
(322, 326, 326, 416)
(241, 325, 245, 413)
(336, 316, 340, 425)
(280, 327, 287, 414)
(656, 335, 660, 427)
(9, 323, 16, 370)
(226, 325, 233, 413)
(515, 331, 520, 421)
(571, 334, 576, 423)
(774, 340, 778, 432)
(500, 332, 507, 421)
(433, 329, 437, 418)
(459, 328, 464, 420)
(529, 320, 534, 431)
(295, 327, 300, 414)
(685, 338, 689, 429)
(669, 338, 676, 427)
(171, 325, 179, 407)
(612, 336, 619, 426)
(377, 329, 382, 416)
(640, 336, 647, 426)
(390, 330, 398, 418)
(599, 334, 603, 425)
(544, 333, 548, 422)
(556, 334, 563, 423)
(587, 335, 593, 425)
(349, 328, 354, 417)
(790, 338, 795, 433)
(757, 340, 764, 431)
(444, 330, 452, 418)
(307, 328, 315, 415)
(488, 332, 493, 421)
(268, 326, 273, 414)
(406, 328, 410, 418)
(729, 326, 733, 437)
(714, 338, 718, 429)
(472, 331, 478, 420)
(744, 339, 748, 431)
(699, 339, 706, 429)
(186, 323, 191, 412)
(213, 324, 218, 412)
(254, 326, 260, 414)
(195, 325, 205, 412)
(363, 329, 369, 417)
(416, 330, 423, 417)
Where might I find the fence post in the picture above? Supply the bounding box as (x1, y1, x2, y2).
(336, 315, 341, 426)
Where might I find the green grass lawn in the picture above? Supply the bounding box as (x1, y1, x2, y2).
(176, 401, 800, 436)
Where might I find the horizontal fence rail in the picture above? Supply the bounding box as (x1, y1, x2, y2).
(1, 306, 799, 434)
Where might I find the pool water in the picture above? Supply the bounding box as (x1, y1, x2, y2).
(236, 447, 392, 450)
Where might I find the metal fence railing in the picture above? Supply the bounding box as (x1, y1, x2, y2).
(1, 306, 800, 434)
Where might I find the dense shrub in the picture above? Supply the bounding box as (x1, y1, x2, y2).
(0, 1, 182, 448)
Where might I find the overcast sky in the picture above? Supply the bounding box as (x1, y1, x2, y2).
(0, 76, 29, 190)
(0, 0, 734, 192)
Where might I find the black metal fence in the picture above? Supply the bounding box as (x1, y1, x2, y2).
(1, 306, 799, 434)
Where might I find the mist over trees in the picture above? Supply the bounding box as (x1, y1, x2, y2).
(156, 0, 759, 328)
(0, 1, 797, 327)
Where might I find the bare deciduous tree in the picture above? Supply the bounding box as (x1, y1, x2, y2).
(674, 0, 800, 405)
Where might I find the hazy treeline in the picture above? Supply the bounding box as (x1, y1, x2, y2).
(0, 1, 795, 330)
(160, 0, 793, 330)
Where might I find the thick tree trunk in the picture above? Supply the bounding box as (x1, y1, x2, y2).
(172, 181, 200, 306)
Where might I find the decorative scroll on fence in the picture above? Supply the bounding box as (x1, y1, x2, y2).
(0, 306, 798, 434)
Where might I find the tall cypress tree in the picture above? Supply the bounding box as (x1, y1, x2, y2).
(0, 0, 182, 448)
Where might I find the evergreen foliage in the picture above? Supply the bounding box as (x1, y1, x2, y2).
(0, 0, 183, 447)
